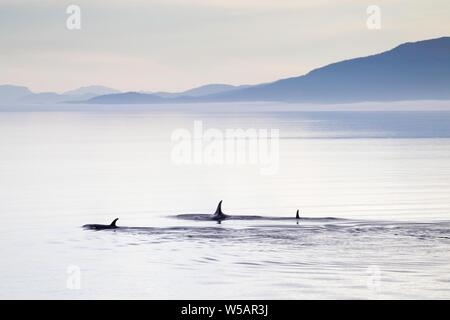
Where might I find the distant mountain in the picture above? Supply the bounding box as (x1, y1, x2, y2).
(85, 84, 250, 103)
(153, 84, 251, 98)
(0, 85, 33, 103)
(0, 83, 240, 104)
(3, 37, 449, 105)
(19, 92, 65, 104)
(87, 92, 166, 104)
(209, 36, 450, 103)
(0, 85, 121, 104)
(179, 84, 251, 97)
(85, 36, 450, 104)
(63, 85, 120, 100)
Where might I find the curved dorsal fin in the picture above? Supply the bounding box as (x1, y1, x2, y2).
(110, 218, 119, 226)
(214, 200, 223, 215)
(296, 210, 300, 219)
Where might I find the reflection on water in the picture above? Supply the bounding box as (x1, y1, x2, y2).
(0, 104, 449, 299)
(89, 218, 450, 245)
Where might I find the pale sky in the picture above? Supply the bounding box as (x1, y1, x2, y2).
(0, 0, 449, 93)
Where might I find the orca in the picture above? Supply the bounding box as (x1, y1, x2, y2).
(83, 218, 119, 230)
(211, 200, 228, 221)
(174, 201, 316, 222)
(176, 201, 266, 221)
(175, 200, 241, 221)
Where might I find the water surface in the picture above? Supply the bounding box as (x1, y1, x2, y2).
(0, 102, 449, 299)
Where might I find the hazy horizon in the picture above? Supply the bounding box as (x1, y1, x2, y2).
(1, 0, 449, 93)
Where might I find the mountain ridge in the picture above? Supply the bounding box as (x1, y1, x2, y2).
(85, 36, 450, 104)
(1, 36, 449, 105)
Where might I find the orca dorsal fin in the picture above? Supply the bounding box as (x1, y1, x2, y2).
(110, 218, 119, 226)
(214, 200, 223, 216)
(296, 210, 300, 219)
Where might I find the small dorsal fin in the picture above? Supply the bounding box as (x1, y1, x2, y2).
(110, 218, 119, 226)
(296, 210, 300, 219)
(214, 200, 223, 215)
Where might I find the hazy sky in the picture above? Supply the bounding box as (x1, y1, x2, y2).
(0, 0, 449, 93)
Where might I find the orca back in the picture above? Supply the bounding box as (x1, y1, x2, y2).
(212, 200, 227, 220)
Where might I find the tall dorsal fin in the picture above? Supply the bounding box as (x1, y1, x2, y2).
(110, 218, 119, 226)
(214, 200, 223, 216)
(296, 210, 300, 219)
